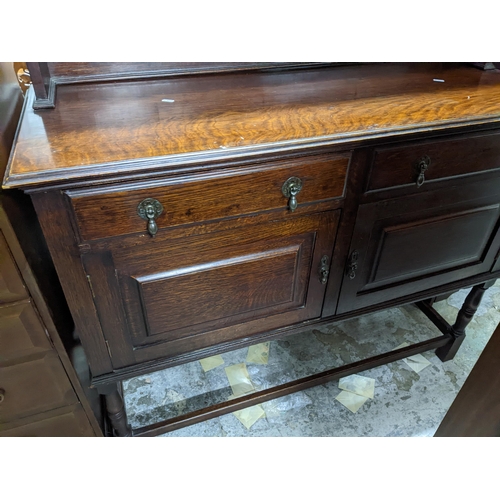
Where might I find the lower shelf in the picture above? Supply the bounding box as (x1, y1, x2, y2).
(120, 283, 497, 437)
(133, 334, 450, 437)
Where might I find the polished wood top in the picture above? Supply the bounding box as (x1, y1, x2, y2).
(4, 63, 500, 188)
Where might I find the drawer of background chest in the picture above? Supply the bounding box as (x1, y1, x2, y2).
(66, 153, 350, 241)
(366, 131, 500, 193)
(0, 404, 96, 437)
(0, 301, 52, 362)
(0, 351, 77, 423)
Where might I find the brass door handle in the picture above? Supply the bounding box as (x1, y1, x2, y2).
(282, 177, 303, 212)
(347, 250, 359, 279)
(137, 198, 164, 237)
(319, 255, 330, 284)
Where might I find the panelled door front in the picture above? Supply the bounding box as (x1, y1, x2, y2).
(82, 211, 340, 368)
(337, 178, 500, 314)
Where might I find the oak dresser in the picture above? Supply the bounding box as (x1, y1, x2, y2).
(3, 62, 500, 436)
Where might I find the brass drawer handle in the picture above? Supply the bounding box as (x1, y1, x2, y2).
(282, 177, 303, 212)
(319, 255, 330, 284)
(137, 198, 164, 237)
(0, 388, 5, 404)
(415, 155, 431, 187)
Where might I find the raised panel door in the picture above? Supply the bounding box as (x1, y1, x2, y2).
(337, 179, 500, 313)
(82, 211, 340, 368)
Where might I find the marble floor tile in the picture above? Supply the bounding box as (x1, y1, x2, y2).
(122, 280, 500, 437)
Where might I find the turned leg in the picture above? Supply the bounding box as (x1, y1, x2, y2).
(100, 383, 132, 437)
(436, 280, 496, 362)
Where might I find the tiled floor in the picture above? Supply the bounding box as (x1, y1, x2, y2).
(123, 281, 500, 437)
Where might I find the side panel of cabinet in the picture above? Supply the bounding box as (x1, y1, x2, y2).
(83, 211, 340, 367)
(337, 179, 500, 313)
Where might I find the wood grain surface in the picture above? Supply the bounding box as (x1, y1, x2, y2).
(4, 63, 500, 188)
(367, 130, 500, 192)
(83, 210, 339, 367)
(68, 153, 348, 241)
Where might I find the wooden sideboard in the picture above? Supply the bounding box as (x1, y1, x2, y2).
(3, 62, 500, 436)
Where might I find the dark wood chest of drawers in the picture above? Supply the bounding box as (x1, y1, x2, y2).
(0, 202, 101, 436)
(4, 62, 500, 436)
(0, 63, 101, 436)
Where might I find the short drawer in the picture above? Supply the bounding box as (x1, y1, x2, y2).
(0, 351, 77, 423)
(0, 300, 52, 362)
(67, 153, 350, 241)
(367, 132, 500, 193)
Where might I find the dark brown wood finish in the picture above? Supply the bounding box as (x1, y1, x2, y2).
(5, 63, 500, 189)
(27, 63, 334, 109)
(46, 62, 319, 81)
(67, 154, 348, 241)
(435, 280, 497, 361)
(366, 131, 500, 193)
(3, 63, 500, 436)
(435, 321, 500, 437)
(323, 147, 374, 318)
(29, 191, 114, 376)
(81, 210, 339, 368)
(102, 386, 131, 437)
(25, 63, 50, 101)
(337, 178, 500, 313)
(91, 266, 500, 387)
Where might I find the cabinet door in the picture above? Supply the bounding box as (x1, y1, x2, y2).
(337, 180, 500, 313)
(83, 211, 339, 368)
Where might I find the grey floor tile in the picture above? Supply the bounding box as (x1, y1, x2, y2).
(123, 281, 500, 437)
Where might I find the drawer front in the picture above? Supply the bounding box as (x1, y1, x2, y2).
(0, 352, 77, 423)
(0, 301, 52, 362)
(0, 231, 28, 304)
(68, 153, 349, 241)
(367, 132, 500, 192)
(82, 211, 340, 367)
(0, 404, 96, 437)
